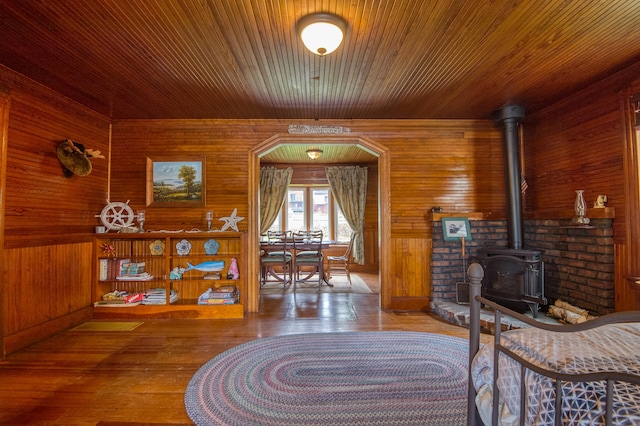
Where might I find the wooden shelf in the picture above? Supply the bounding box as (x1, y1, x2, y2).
(93, 231, 246, 319)
(525, 207, 615, 220)
(431, 211, 490, 221)
(93, 303, 243, 319)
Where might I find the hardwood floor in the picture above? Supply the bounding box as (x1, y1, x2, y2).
(0, 283, 476, 425)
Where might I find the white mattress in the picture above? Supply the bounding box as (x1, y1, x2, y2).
(471, 322, 640, 425)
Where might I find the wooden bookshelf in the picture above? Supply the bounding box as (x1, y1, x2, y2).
(93, 231, 246, 319)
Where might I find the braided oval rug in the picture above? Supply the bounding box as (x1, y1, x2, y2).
(185, 331, 469, 425)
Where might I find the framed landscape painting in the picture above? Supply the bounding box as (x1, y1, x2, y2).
(146, 157, 205, 207)
(442, 217, 471, 240)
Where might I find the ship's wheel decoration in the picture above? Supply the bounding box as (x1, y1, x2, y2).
(97, 200, 135, 231)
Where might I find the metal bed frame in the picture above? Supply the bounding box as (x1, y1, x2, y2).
(467, 262, 640, 426)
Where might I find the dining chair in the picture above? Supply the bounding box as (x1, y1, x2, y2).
(326, 233, 355, 286)
(260, 231, 292, 287)
(292, 230, 324, 290)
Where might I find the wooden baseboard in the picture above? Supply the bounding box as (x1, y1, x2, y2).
(93, 303, 244, 319)
(3, 307, 92, 357)
(389, 296, 432, 312)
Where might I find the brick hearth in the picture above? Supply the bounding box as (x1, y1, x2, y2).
(431, 216, 614, 317)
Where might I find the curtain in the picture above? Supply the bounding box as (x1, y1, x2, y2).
(325, 165, 368, 264)
(259, 167, 292, 234)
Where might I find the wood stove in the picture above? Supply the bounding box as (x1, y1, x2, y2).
(473, 105, 547, 317)
(476, 247, 546, 317)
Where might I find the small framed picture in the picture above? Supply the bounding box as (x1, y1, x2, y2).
(442, 217, 471, 241)
(146, 157, 205, 207)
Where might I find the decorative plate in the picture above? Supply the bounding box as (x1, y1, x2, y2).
(176, 239, 192, 256)
(149, 239, 165, 256)
(204, 238, 220, 255)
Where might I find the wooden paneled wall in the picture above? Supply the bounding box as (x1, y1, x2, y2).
(0, 65, 110, 355)
(3, 55, 640, 356)
(525, 75, 630, 244)
(110, 120, 503, 232)
(1, 67, 111, 244)
(0, 66, 506, 355)
(525, 61, 640, 311)
(110, 119, 503, 311)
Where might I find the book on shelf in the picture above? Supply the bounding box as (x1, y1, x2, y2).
(215, 285, 238, 293)
(116, 272, 153, 281)
(94, 300, 141, 307)
(198, 286, 239, 304)
(141, 288, 178, 305)
(99, 258, 128, 280)
(117, 258, 132, 275)
(99, 259, 109, 281)
(208, 288, 238, 298)
(208, 286, 239, 298)
(120, 261, 145, 275)
(198, 298, 237, 305)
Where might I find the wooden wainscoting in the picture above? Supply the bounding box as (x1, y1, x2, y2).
(389, 237, 432, 311)
(0, 66, 110, 356)
(2, 242, 94, 355)
(615, 243, 640, 311)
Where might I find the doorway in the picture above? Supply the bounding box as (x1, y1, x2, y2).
(247, 133, 391, 313)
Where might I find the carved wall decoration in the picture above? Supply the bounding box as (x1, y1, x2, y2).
(288, 125, 351, 134)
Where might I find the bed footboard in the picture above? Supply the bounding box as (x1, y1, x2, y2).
(467, 261, 640, 426)
(468, 262, 484, 426)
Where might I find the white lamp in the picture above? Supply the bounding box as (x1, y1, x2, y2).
(298, 13, 347, 56)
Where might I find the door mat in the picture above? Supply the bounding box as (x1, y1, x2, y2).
(73, 321, 143, 331)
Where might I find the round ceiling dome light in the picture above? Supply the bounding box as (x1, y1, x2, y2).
(298, 13, 347, 56)
(306, 148, 323, 160)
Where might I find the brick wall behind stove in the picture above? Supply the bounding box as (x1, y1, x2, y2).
(524, 218, 615, 315)
(430, 218, 615, 315)
(431, 220, 509, 301)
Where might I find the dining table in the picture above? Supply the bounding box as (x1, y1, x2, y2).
(260, 238, 335, 287)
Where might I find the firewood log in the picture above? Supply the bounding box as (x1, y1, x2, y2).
(548, 305, 587, 324)
(554, 299, 588, 316)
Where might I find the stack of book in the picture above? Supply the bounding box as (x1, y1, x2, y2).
(142, 288, 178, 305)
(120, 261, 145, 275)
(116, 262, 153, 281)
(197, 285, 239, 305)
(95, 290, 143, 307)
(99, 258, 129, 281)
(116, 272, 153, 281)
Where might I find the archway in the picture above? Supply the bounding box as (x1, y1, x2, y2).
(247, 133, 391, 312)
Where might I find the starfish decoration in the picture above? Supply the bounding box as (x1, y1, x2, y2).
(100, 243, 116, 257)
(219, 208, 244, 232)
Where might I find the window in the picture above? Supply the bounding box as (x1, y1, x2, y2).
(288, 188, 305, 231)
(310, 188, 329, 236)
(335, 205, 351, 242)
(267, 185, 349, 242)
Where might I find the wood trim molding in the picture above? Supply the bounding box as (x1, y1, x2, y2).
(249, 133, 392, 311)
(0, 89, 9, 356)
(621, 86, 640, 278)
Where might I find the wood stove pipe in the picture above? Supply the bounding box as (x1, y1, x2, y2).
(492, 105, 526, 249)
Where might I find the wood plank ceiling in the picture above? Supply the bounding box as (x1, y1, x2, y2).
(0, 0, 639, 163)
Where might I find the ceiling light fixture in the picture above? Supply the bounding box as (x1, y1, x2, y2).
(306, 148, 323, 160)
(298, 13, 347, 56)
